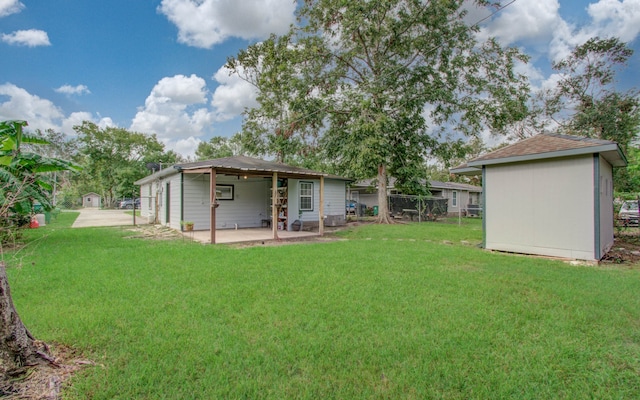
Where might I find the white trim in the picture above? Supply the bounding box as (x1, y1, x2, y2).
(299, 181, 313, 211)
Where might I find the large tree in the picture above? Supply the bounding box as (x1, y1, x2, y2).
(74, 122, 179, 207)
(0, 120, 79, 379)
(305, 0, 529, 221)
(231, 0, 529, 222)
(226, 33, 325, 164)
(546, 37, 640, 152)
(195, 134, 250, 160)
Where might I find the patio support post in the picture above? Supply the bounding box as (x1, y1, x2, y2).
(210, 168, 216, 244)
(272, 172, 279, 240)
(319, 176, 325, 236)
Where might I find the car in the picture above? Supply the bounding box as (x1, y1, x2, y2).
(346, 200, 366, 215)
(619, 200, 639, 226)
(119, 198, 140, 209)
(346, 200, 356, 213)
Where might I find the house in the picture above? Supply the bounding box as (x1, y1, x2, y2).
(134, 156, 351, 243)
(451, 133, 627, 261)
(82, 192, 101, 208)
(349, 178, 482, 216)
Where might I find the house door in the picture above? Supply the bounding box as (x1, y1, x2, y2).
(165, 182, 170, 223)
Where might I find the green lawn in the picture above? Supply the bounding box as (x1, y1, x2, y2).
(6, 214, 640, 399)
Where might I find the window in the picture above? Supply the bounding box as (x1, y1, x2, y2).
(452, 191, 458, 207)
(300, 182, 313, 211)
(216, 184, 234, 200)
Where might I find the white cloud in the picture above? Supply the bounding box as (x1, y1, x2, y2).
(0, 83, 63, 131)
(481, 0, 563, 46)
(482, 0, 640, 63)
(130, 74, 215, 142)
(158, 0, 296, 48)
(55, 84, 91, 96)
(587, 0, 640, 42)
(0, 83, 112, 135)
(1, 29, 50, 47)
(211, 66, 258, 121)
(0, 0, 23, 17)
(172, 136, 202, 158)
(61, 112, 113, 135)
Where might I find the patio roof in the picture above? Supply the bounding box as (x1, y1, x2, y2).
(177, 155, 354, 181)
(135, 155, 351, 184)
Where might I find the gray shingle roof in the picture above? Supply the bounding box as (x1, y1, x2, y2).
(451, 133, 627, 175)
(135, 155, 350, 185)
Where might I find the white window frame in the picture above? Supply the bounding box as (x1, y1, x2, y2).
(452, 190, 458, 207)
(300, 182, 314, 211)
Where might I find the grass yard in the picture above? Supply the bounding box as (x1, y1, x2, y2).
(5, 214, 640, 399)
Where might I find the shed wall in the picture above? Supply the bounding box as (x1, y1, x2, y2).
(485, 156, 596, 260)
(598, 156, 614, 256)
(82, 194, 101, 208)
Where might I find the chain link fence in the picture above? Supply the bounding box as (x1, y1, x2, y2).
(388, 195, 449, 221)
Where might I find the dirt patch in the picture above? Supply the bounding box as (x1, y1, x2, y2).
(1, 342, 96, 400)
(601, 230, 640, 266)
(125, 224, 184, 240)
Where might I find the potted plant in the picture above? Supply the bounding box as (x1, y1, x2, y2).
(181, 221, 194, 231)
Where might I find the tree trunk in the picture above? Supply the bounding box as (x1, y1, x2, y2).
(376, 164, 395, 224)
(0, 262, 51, 377)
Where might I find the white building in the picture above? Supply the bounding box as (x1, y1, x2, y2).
(451, 134, 627, 261)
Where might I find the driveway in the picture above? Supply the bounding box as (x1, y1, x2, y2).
(71, 208, 139, 228)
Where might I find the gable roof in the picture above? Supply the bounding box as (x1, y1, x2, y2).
(450, 133, 627, 175)
(135, 155, 350, 185)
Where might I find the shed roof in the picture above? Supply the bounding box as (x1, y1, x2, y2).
(450, 133, 627, 175)
(135, 155, 350, 185)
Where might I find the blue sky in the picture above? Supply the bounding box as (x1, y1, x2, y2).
(1, 0, 639, 158)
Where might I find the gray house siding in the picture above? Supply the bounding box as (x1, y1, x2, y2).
(287, 178, 346, 228)
(167, 174, 182, 230)
(182, 175, 270, 230)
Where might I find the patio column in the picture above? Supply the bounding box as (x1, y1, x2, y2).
(210, 168, 216, 244)
(319, 176, 325, 236)
(272, 172, 279, 240)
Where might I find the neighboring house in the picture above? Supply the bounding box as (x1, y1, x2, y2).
(134, 156, 351, 243)
(451, 133, 627, 261)
(82, 192, 101, 208)
(349, 178, 482, 216)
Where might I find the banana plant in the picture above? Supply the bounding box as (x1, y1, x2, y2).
(0, 120, 80, 216)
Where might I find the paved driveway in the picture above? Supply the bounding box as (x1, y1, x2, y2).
(71, 208, 138, 228)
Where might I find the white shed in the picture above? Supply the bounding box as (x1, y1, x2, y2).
(451, 134, 627, 261)
(134, 156, 350, 244)
(82, 192, 101, 208)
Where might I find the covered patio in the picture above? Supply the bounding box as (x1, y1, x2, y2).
(135, 156, 350, 244)
(183, 227, 321, 244)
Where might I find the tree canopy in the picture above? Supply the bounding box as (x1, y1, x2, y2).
(73, 122, 179, 207)
(229, 0, 529, 221)
(547, 37, 640, 153)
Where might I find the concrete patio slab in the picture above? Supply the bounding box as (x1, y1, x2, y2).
(184, 228, 319, 244)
